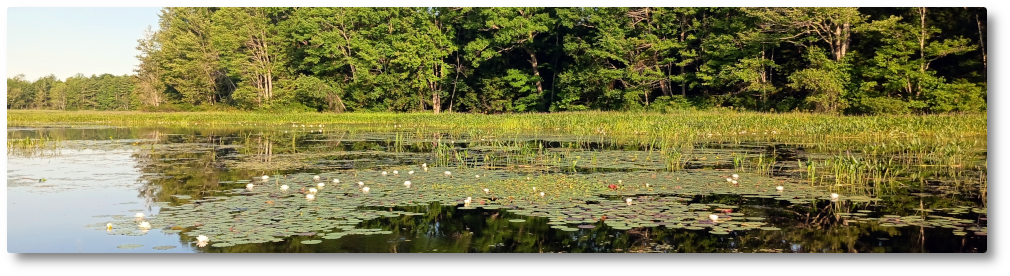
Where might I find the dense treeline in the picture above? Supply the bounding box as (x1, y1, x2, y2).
(7, 7, 987, 114)
(7, 73, 136, 111)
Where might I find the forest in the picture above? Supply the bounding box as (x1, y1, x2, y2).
(6, 7, 987, 115)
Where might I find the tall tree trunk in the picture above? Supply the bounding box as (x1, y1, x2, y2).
(917, 7, 927, 97)
(975, 10, 987, 78)
(769, 48, 774, 87)
(840, 22, 850, 61)
(659, 78, 671, 97)
(432, 91, 441, 114)
(761, 45, 767, 108)
(680, 24, 687, 97)
(526, 48, 545, 95)
(680, 65, 687, 97)
(449, 54, 461, 113)
(432, 62, 441, 114)
(263, 33, 273, 102)
(663, 64, 672, 97)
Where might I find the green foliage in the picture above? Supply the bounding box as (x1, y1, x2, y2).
(924, 79, 986, 113)
(648, 95, 695, 112)
(157, 8, 224, 105)
(788, 48, 851, 113)
(7, 7, 987, 115)
(856, 97, 915, 115)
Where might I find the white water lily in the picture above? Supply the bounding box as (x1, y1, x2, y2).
(313, 175, 321, 181)
(139, 221, 152, 229)
(393, 170, 398, 175)
(196, 235, 210, 243)
(422, 163, 427, 167)
(709, 214, 719, 222)
(362, 187, 370, 193)
(726, 178, 733, 182)
(358, 181, 364, 186)
(306, 194, 315, 200)
(625, 198, 633, 205)
(444, 171, 452, 176)
(464, 197, 472, 205)
(533, 187, 537, 192)
(135, 213, 145, 219)
(483, 188, 489, 194)
(731, 180, 738, 185)
(475, 175, 480, 178)
(246, 183, 254, 189)
(280, 185, 289, 190)
(645, 183, 650, 187)
(732, 174, 739, 179)
(333, 179, 340, 183)
(776, 186, 784, 191)
(830, 193, 839, 200)
(317, 183, 325, 188)
(262, 175, 269, 181)
(618, 180, 623, 185)
(540, 192, 545, 197)
(382, 171, 388, 176)
(408, 171, 414, 175)
(404, 181, 411, 187)
(107, 223, 113, 230)
(309, 188, 318, 194)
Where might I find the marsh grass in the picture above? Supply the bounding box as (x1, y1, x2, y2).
(8, 110, 986, 192)
(7, 136, 62, 157)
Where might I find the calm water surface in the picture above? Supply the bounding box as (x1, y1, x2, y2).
(7, 125, 986, 253)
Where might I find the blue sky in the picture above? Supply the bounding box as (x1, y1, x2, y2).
(7, 7, 162, 80)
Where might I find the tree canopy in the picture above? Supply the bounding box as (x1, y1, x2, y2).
(7, 7, 987, 114)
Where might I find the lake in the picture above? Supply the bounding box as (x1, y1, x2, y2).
(7, 121, 987, 253)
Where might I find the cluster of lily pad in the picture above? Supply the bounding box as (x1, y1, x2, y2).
(836, 207, 987, 236)
(89, 166, 847, 247)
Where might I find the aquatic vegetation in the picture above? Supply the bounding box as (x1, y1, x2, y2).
(88, 167, 869, 247)
(11, 110, 986, 252)
(6, 136, 63, 157)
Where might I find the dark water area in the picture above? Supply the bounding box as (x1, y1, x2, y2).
(7, 126, 986, 253)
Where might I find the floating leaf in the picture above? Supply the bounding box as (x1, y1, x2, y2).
(117, 244, 143, 249)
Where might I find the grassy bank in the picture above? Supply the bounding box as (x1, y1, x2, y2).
(7, 109, 987, 199)
(7, 110, 986, 159)
(6, 110, 986, 139)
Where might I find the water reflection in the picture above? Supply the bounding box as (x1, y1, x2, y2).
(6, 125, 987, 253)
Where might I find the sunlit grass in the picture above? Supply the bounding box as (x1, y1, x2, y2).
(6, 136, 62, 158)
(8, 110, 986, 192)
